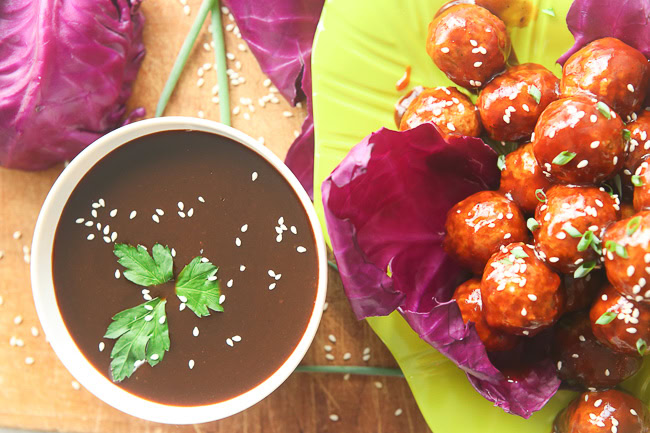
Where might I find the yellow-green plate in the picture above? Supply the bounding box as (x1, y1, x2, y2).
(311, 0, 650, 431)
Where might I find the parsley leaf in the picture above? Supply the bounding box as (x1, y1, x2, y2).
(595, 310, 617, 325)
(114, 243, 173, 286)
(104, 298, 170, 382)
(175, 257, 223, 317)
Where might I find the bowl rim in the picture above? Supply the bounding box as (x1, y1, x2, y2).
(30, 117, 328, 425)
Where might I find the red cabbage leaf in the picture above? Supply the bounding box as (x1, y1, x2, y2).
(0, 0, 145, 170)
(226, 0, 324, 198)
(558, 0, 650, 65)
(322, 124, 561, 417)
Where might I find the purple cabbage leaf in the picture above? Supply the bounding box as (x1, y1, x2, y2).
(322, 124, 561, 417)
(0, 0, 145, 170)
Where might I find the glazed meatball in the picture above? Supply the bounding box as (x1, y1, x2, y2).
(427, 4, 510, 89)
(498, 142, 553, 213)
(554, 312, 642, 390)
(445, 191, 528, 274)
(553, 390, 650, 433)
(477, 63, 560, 141)
(590, 284, 650, 356)
(399, 87, 482, 138)
(481, 242, 563, 336)
(435, 0, 534, 28)
(561, 37, 649, 119)
(394, 85, 424, 127)
(533, 96, 627, 185)
(633, 160, 650, 211)
(533, 185, 618, 273)
(563, 270, 605, 313)
(603, 210, 650, 303)
(452, 278, 518, 351)
(624, 111, 650, 173)
(620, 203, 637, 220)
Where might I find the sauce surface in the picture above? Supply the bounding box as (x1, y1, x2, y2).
(52, 130, 318, 406)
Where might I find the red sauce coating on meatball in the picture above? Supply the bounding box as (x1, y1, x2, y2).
(498, 142, 552, 213)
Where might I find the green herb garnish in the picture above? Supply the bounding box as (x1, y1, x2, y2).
(591, 234, 603, 255)
(637, 338, 647, 356)
(597, 101, 612, 119)
(632, 175, 645, 187)
(114, 243, 173, 286)
(499, 257, 514, 265)
(527, 218, 540, 232)
(563, 223, 583, 238)
(104, 298, 170, 382)
(541, 7, 556, 16)
(175, 257, 224, 317)
(528, 85, 542, 104)
(577, 230, 594, 252)
(602, 183, 615, 196)
(627, 216, 642, 236)
(605, 240, 629, 259)
(595, 310, 617, 325)
(497, 154, 506, 171)
(511, 247, 529, 259)
(552, 151, 576, 166)
(614, 174, 623, 199)
(574, 260, 596, 278)
(536, 189, 547, 203)
(623, 129, 631, 142)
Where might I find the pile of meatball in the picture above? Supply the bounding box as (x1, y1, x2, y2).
(395, 2, 650, 432)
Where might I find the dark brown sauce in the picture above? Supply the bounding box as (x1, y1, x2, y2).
(52, 130, 318, 406)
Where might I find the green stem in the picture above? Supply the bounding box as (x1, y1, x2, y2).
(295, 365, 404, 377)
(210, 1, 231, 126)
(155, 0, 216, 117)
(327, 260, 338, 272)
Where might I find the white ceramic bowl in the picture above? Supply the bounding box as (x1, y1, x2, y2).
(31, 117, 328, 424)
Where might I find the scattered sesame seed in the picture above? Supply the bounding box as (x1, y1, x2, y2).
(171, 248, 176, 257)
(325, 354, 335, 361)
(323, 302, 328, 311)
(226, 279, 233, 288)
(187, 208, 194, 217)
(13, 231, 21, 240)
(152, 214, 160, 223)
(577, 160, 589, 168)
(343, 374, 350, 381)
(631, 409, 638, 416)
(268, 283, 276, 290)
(324, 344, 332, 352)
(572, 353, 579, 358)
(282, 111, 294, 118)
(189, 359, 195, 369)
(240, 265, 246, 271)
(446, 122, 456, 131)
(235, 237, 242, 247)
(605, 369, 610, 376)
(528, 294, 537, 301)
(521, 308, 527, 316)
(628, 84, 635, 92)
(440, 47, 450, 53)
(13, 315, 22, 325)
(252, 172, 258, 181)
(193, 327, 199, 337)
(232, 335, 242, 342)
(328, 334, 337, 343)
(628, 265, 636, 277)
(183, 5, 190, 15)
(290, 226, 297, 234)
(129, 210, 137, 219)
(362, 354, 371, 362)
(25, 357, 34, 365)
(31, 327, 39, 337)
(470, 39, 478, 46)
(71, 381, 81, 390)
(474, 61, 483, 67)
(110, 209, 118, 217)
(91, 209, 98, 218)
(375, 381, 383, 389)
(343, 352, 352, 361)
(627, 327, 638, 334)
(99, 342, 105, 352)
(297, 246, 307, 253)
(150, 354, 159, 361)
(394, 408, 403, 417)
(76, 218, 84, 224)
(557, 361, 562, 370)
(329, 414, 339, 422)
(219, 295, 226, 304)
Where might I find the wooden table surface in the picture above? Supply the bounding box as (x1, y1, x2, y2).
(0, 2, 431, 432)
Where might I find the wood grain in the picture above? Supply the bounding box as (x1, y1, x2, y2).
(0, 1, 431, 432)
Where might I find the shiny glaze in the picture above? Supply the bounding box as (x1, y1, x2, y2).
(633, 160, 650, 212)
(561, 38, 649, 119)
(554, 312, 642, 390)
(481, 242, 562, 336)
(533, 96, 626, 185)
(499, 142, 552, 213)
(452, 278, 518, 351)
(394, 86, 424, 127)
(590, 284, 650, 355)
(534, 185, 618, 273)
(553, 390, 649, 433)
(399, 86, 482, 138)
(444, 190, 527, 274)
(603, 210, 650, 303)
(435, 0, 535, 28)
(427, 4, 510, 89)
(624, 111, 650, 172)
(478, 63, 560, 141)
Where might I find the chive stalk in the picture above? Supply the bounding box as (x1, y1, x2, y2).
(210, 0, 231, 126)
(156, 0, 216, 117)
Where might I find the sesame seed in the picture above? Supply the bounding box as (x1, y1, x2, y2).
(470, 39, 478, 46)
(13, 315, 22, 325)
(91, 209, 98, 218)
(631, 409, 638, 416)
(71, 381, 81, 390)
(297, 246, 307, 253)
(325, 354, 335, 361)
(193, 327, 199, 337)
(362, 354, 371, 362)
(521, 308, 527, 316)
(440, 47, 450, 53)
(187, 208, 194, 217)
(329, 414, 339, 422)
(549, 257, 559, 263)
(129, 210, 137, 219)
(324, 344, 332, 352)
(506, 213, 513, 220)
(235, 237, 242, 247)
(557, 361, 562, 370)
(628, 265, 636, 277)
(556, 232, 567, 240)
(31, 327, 38, 337)
(178, 211, 186, 218)
(627, 327, 637, 334)
(343, 352, 352, 361)
(572, 353, 579, 358)
(227, 279, 233, 287)
(268, 283, 276, 290)
(252, 172, 258, 181)
(290, 226, 297, 234)
(577, 160, 589, 168)
(504, 233, 512, 239)
(84, 221, 93, 227)
(605, 369, 610, 376)
(219, 295, 225, 304)
(628, 84, 635, 92)
(613, 156, 619, 165)
(503, 114, 511, 124)
(394, 408, 403, 417)
(522, 104, 530, 112)
(189, 359, 195, 369)
(111, 232, 117, 242)
(232, 335, 242, 342)
(76, 218, 84, 224)
(473, 61, 483, 67)
(171, 248, 176, 257)
(99, 342, 105, 352)
(152, 214, 160, 223)
(594, 399, 602, 407)
(590, 140, 600, 149)
(25, 357, 34, 365)
(109, 209, 118, 218)
(579, 335, 586, 342)
(241, 224, 248, 232)
(528, 294, 537, 301)
(282, 111, 294, 118)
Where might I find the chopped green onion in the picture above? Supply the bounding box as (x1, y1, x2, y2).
(605, 240, 629, 259)
(591, 234, 603, 255)
(541, 7, 556, 16)
(614, 174, 623, 199)
(595, 310, 617, 325)
(602, 183, 614, 196)
(210, 0, 231, 126)
(574, 260, 596, 279)
(511, 247, 529, 259)
(632, 175, 645, 187)
(596, 101, 612, 119)
(535, 189, 547, 203)
(627, 216, 642, 236)
(156, 0, 216, 117)
(527, 218, 540, 232)
(497, 154, 506, 171)
(563, 223, 583, 238)
(528, 85, 542, 104)
(637, 338, 647, 356)
(552, 151, 576, 166)
(577, 230, 593, 252)
(623, 129, 631, 142)
(499, 257, 514, 265)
